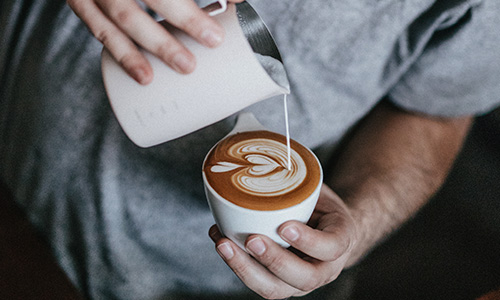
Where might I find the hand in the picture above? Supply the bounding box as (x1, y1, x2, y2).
(209, 184, 358, 299)
(67, 0, 244, 84)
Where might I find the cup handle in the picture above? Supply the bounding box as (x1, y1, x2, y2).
(208, 0, 228, 16)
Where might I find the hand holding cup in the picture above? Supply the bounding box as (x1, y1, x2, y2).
(203, 113, 323, 248)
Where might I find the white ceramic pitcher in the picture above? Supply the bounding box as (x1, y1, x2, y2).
(101, 1, 289, 148)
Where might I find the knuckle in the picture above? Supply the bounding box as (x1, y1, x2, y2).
(117, 54, 133, 69)
(117, 52, 143, 70)
(155, 42, 183, 64)
(155, 42, 174, 58)
(228, 258, 253, 280)
(115, 9, 133, 25)
(297, 232, 321, 254)
(155, 41, 193, 70)
(264, 253, 288, 274)
(94, 29, 111, 45)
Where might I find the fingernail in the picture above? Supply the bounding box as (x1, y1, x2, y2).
(201, 28, 223, 47)
(246, 237, 266, 256)
(281, 226, 299, 242)
(172, 53, 195, 73)
(217, 242, 234, 260)
(209, 226, 222, 242)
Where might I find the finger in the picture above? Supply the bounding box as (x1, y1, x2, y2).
(245, 235, 337, 294)
(144, 0, 225, 48)
(208, 224, 223, 242)
(96, 0, 196, 74)
(282, 186, 356, 261)
(279, 218, 355, 262)
(215, 238, 307, 299)
(68, 0, 153, 84)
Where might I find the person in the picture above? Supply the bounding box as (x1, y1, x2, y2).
(1, 0, 499, 299)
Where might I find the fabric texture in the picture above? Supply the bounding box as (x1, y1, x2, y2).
(1, 0, 499, 299)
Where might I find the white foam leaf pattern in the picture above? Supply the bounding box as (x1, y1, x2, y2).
(246, 154, 281, 176)
(209, 138, 307, 197)
(211, 161, 243, 173)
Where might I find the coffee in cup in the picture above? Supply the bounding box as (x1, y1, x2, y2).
(203, 116, 322, 248)
(204, 130, 321, 210)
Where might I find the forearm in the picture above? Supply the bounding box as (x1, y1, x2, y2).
(327, 101, 472, 266)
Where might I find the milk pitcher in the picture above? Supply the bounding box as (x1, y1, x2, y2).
(101, 1, 289, 148)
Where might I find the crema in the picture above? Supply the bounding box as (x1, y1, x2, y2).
(203, 130, 321, 211)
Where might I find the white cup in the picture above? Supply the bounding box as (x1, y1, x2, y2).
(202, 113, 323, 249)
(101, 2, 289, 148)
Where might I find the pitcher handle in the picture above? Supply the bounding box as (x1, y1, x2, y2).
(208, 0, 228, 16)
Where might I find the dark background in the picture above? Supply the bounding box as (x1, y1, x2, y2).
(350, 107, 500, 299)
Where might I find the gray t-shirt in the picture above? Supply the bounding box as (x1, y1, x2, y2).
(1, 0, 499, 299)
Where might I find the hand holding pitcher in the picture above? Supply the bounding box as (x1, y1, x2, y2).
(67, 0, 244, 84)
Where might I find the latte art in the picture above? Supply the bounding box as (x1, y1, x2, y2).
(204, 130, 321, 211)
(210, 138, 306, 197)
